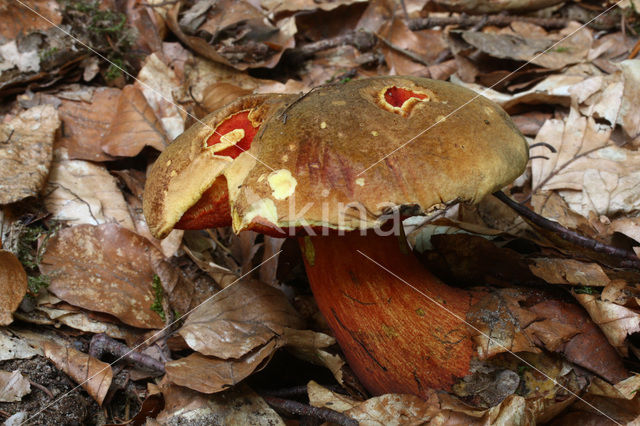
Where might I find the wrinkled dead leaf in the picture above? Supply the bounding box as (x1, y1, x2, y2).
(529, 258, 611, 286)
(573, 291, 640, 357)
(165, 339, 277, 393)
(0, 329, 40, 361)
(44, 152, 135, 230)
(40, 224, 165, 329)
(0, 250, 27, 325)
(56, 86, 120, 161)
(0, 370, 30, 402)
(102, 85, 167, 157)
(157, 382, 283, 425)
(0, 0, 61, 39)
(135, 53, 185, 140)
(0, 104, 59, 204)
(43, 341, 112, 405)
(178, 279, 303, 358)
(34, 305, 135, 341)
(308, 381, 530, 425)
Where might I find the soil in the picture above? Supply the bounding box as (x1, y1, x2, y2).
(0, 356, 102, 425)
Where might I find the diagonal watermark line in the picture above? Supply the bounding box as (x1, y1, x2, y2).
(357, 249, 623, 425)
(358, 0, 625, 176)
(15, 0, 276, 172)
(22, 250, 283, 425)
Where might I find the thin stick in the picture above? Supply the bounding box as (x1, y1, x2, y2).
(262, 396, 358, 426)
(493, 190, 640, 269)
(89, 334, 165, 374)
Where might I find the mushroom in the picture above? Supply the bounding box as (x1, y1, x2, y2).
(143, 76, 529, 397)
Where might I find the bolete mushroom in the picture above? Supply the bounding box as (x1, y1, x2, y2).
(143, 76, 529, 397)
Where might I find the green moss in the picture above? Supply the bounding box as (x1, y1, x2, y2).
(13, 224, 57, 296)
(151, 275, 165, 321)
(575, 286, 598, 295)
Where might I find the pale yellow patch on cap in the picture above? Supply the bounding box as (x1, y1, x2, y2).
(355, 178, 365, 186)
(320, 121, 327, 129)
(211, 129, 245, 153)
(371, 130, 379, 137)
(268, 169, 297, 200)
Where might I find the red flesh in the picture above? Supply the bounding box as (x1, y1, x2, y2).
(384, 87, 428, 108)
(175, 176, 231, 230)
(206, 110, 258, 159)
(301, 232, 481, 396)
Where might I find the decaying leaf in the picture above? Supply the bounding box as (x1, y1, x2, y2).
(573, 291, 640, 357)
(40, 224, 165, 329)
(165, 339, 277, 393)
(0, 104, 59, 204)
(529, 258, 611, 287)
(178, 279, 303, 358)
(0, 329, 40, 361)
(56, 86, 120, 161)
(0, 370, 30, 402)
(157, 382, 283, 425)
(0, 0, 61, 40)
(102, 85, 167, 157)
(43, 341, 112, 405)
(0, 250, 27, 325)
(44, 153, 135, 230)
(308, 380, 530, 425)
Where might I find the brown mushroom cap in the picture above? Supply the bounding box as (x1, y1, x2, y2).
(144, 77, 528, 238)
(228, 76, 528, 233)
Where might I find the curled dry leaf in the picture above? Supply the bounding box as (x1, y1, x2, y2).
(157, 382, 283, 425)
(135, 53, 185, 141)
(40, 224, 165, 329)
(573, 291, 640, 357)
(43, 341, 112, 406)
(56, 87, 120, 161)
(529, 258, 611, 287)
(0, 370, 30, 402)
(34, 306, 135, 342)
(178, 279, 303, 359)
(307, 381, 530, 425)
(44, 153, 135, 230)
(0, 250, 27, 325)
(0, 104, 59, 204)
(468, 288, 628, 383)
(102, 85, 167, 157)
(165, 339, 277, 394)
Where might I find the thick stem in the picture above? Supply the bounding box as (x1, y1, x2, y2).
(300, 232, 480, 397)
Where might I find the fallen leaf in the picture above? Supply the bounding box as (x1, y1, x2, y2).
(529, 258, 611, 287)
(135, 53, 185, 141)
(102, 85, 167, 157)
(0, 40, 40, 73)
(573, 291, 640, 357)
(178, 279, 302, 358)
(0, 250, 27, 325)
(55, 86, 120, 161)
(165, 339, 277, 393)
(0, 329, 40, 361)
(0, 370, 30, 402)
(40, 224, 165, 329)
(157, 382, 283, 424)
(43, 341, 112, 405)
(431, 0, 564, 13)
(34, 305, 135, 341)
(0, 104, 59, 204)
(44, 153, 135, 230)
(0, 0, 61, 39)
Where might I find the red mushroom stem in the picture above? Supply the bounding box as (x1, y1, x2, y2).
(299, 231, 482, 396)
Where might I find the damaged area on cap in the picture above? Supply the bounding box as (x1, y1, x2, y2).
(377, 85, 437, 116)
(143, 93, 295, 239)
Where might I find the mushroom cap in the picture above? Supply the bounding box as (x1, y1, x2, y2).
(144, 76, 528, 238)
(228, 76, 528, 233)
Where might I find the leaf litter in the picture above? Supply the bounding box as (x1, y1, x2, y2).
(2, 0, 640, 424)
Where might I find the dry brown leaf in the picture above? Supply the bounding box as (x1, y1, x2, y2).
(0, 370, 30, 402)
(44, 152, 135, 230)
(102, 85, 167, 157)
(308, 381, 530, 425)
(432, 0, 564, 13)
(0, 1, 60, 39)
(573, 291, 640, 357)
(34, 306, 135, 341)
(178, 279, 302, 358)
(55, 86, 120, 161)
(262, 0, 367, 14)
(281, 328, 346, 385)
(0, 250, 27, 325)
(529, 258, 611, 287)
(0, 104, 59, 204)
(135, 53, 185, 141)
(157, 382, 283, 425)
(197, 82, 252, 116)
(43, 341, 112, 405)
(40, 224, 165, 329)
(0, 329, 40, 361)
(165, 339, 277, 393)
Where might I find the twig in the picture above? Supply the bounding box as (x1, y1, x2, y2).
(89, 334, 165, 374)
(260, 384, 348, 399)
(493, 191, 640, 269)
(29, 380, 54, 399)
(262, 396, 358, 426)
(292, 30, 376, 58)
(374, 33, 431, 66)
(408, 14, 570, 31)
